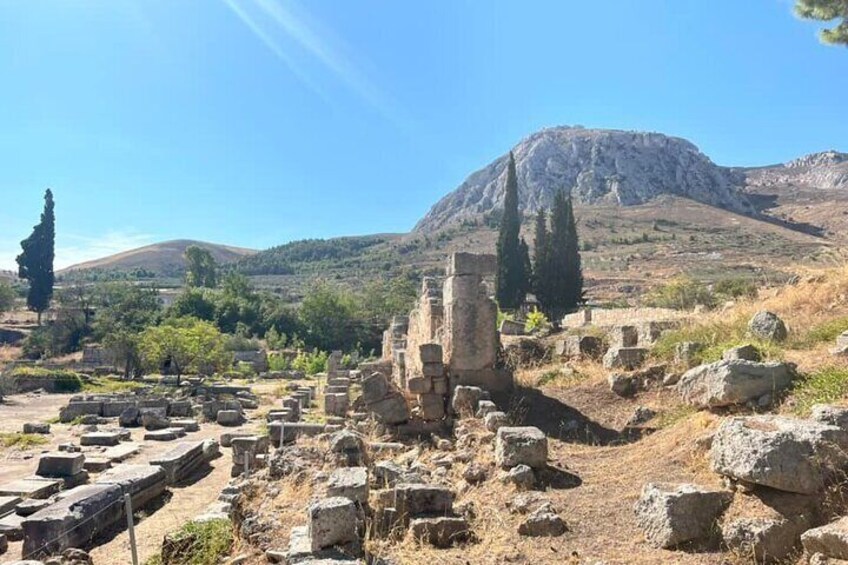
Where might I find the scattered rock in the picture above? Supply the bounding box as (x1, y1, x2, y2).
(802, 516, 848, 560)
(608, 373, 636, 397)
(748, 311, 788, 342)
(677, 360, 795, 408)
(518, 505, 567, 537)
(711, 415, 848, 494)
(495, 427, 548, 469)
(723, 344, 762, 362)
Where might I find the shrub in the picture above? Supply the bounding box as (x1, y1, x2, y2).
(643, 277, 716, 310)
(524, 309, 550, 334)
(6, 366, 83, 393)
(291, 349, 328, 375)
(713, 277, 758, 300)
(0, 432, 48, 450)
(146, 518, 233, 565)
(268, 353, 292, 371)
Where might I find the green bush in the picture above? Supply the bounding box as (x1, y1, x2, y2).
(291, 349, 328, 375)
(790, 367, 848, 416)
(268, 353, 292, 371)
(6, 366, 83, 393)
(643, 277, 716, 310)
(145, 517, 233, 565)
(525, 309, 550, 334)
(713, 277, 758, 300)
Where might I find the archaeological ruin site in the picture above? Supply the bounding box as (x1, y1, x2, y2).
(2, 3, 848, 564)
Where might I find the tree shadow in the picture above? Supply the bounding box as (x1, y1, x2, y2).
(496, 387, 628, 446)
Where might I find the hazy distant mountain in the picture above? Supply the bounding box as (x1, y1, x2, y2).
(59, 239, 257, 277)
(415, 126, 755, 232)
(745, 150, 848, 190)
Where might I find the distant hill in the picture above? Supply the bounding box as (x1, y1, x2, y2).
(59, 239, 257, 278)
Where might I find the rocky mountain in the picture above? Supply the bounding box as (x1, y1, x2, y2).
(59, 239, 257, 277)
(746, 150, 848, 190)
(415, 126, 755, 232)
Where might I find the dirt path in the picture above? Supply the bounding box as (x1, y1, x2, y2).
(88, 447, 235, 565)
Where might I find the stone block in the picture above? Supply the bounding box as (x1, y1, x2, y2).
(0, 496, 21, 517)
(143, 428, 184, 441)
(603, 346, 648, 370)
(446, 252, 496, 277)
(495, 427, 548, 469)
(324, 393, 350, 417)
(268, 422, 326, 445)
(217, 410, 242, 426)
(421, 363, 444, 378)
(170, 418, 200, 432)
(418, 393, 445, 421)
(80, 431, 121, 447)
(394, 483, 453, 518)
(22, 423, 50, 435)
(101, 400, 137, 418)
(0, 478, 63, 500)
(96, 464, 167, 509)
(308, 497, 359, 551)
(366, 394, 409, 425)
(499, 319, 526, 336)
(634, 483, 732, 548)
(406, 376, 432, 394)
(419, 344, 443, 364)
(36, 453, 84, 478)
(149, 441, 205, 485)
(432, 376, 448, 395)
(21, 484, 124, 558)
(451, 385, 486, 416)
(326, 467, 369, 504)
(476, 400, 497, 418)
(485, 411, 509, 432)
(59, 401, 103, 423)
(409, 516, 470, 548)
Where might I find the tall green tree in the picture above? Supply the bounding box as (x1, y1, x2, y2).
(0, 281, 15, 316)
(184, 245, 218, 288)
(495, 152, 529, 310)
(16, 189, 55, 324)
(796, 0, 848, 45)
(95, 283, 161, 378)
(532, 209, 551, 308)
(139, 317, 230, 383)
(546, 189, 583, 320)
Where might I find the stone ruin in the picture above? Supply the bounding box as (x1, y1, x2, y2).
(366, 252, 512, 431)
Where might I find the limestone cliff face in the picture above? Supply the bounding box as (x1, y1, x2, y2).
(748, 151, 848, 190)
(414, 126, 753, 232)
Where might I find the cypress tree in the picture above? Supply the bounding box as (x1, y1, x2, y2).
(17, 189, 56, 325)
(495, 152, 528, 310)
(563, 194, 584, 309)
(547, 188, 583, 320)
(519, 237, 532, 303)
(532, 209, 551, 311)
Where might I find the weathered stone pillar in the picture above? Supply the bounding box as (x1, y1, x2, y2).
(443, 253, 510, 391)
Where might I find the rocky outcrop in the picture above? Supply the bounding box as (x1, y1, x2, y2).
(710, 416, 848, 494)
(415, 126, 753, 232)
(677, 360, 795, 408)
(748, 151, 848, 191)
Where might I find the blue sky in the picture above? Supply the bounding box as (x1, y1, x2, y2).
(1, 0, 846, 269)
